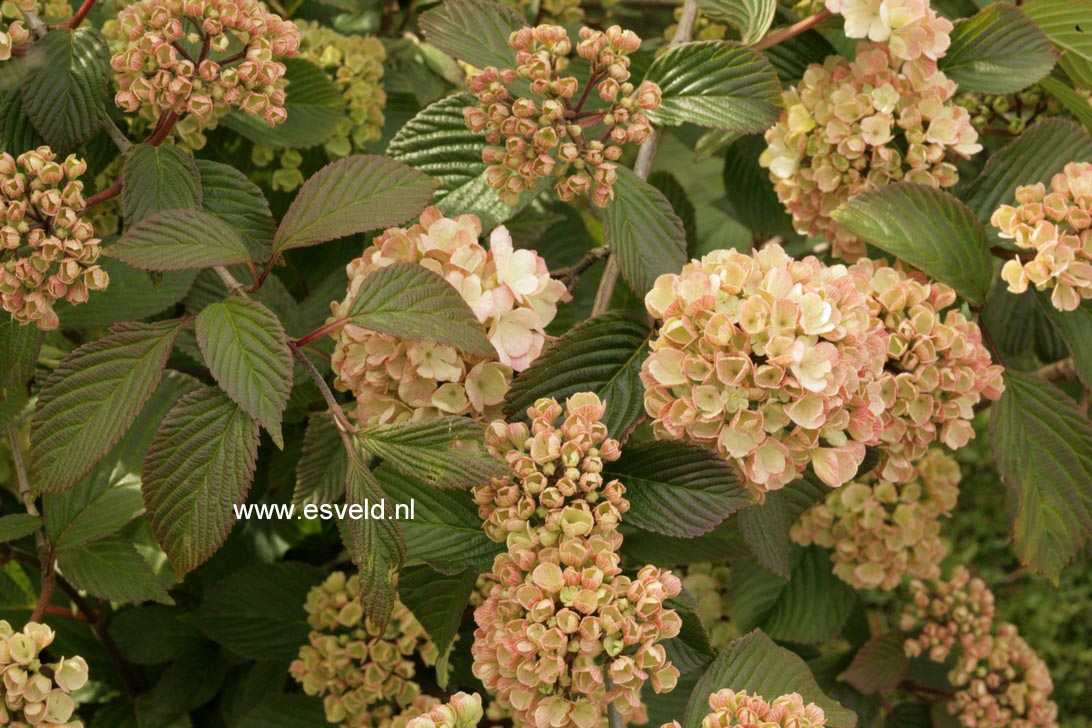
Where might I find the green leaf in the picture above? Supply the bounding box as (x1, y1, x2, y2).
(1035, 296, 1092, 389)
(0, 313, 41, 390)
(644, 41, 782, 132)
(142, 387, 261, 577)
(621, 519, 750, 568)
(1040, 73, 1092, 133)
(684, 630, 857, 728)
(21, 28, 110, 152)
(293, 415, 349, 507)
(988, 371, 1092, 580)
(187, 562, 324, 660)
(662, 591, 716, 673)
(738, 473, 826, 578)
(0, 90, 45, 154)
(0, 390, 27, 428)
(109, 605, 204, 665)
(696, 0, 777, 44)
(236, 695, 328, 728)
(964, 119, 1092, 225)
(195, 159, 276, 262)
(54, 258, 197, 329)
(56, 537, 171, 604)
(30, 320, 185, 494)
(939, 3, 1057, 93)
(649, 171, 698, 251)
(720, 135, 795, 237)
(729, 546, 856, 643)
(832, 183, 993, 305)
(603, 441, 749, 537)
(342, 458, 406, 626)
(388, 93, 540, 230)
(343, 262, 495, 358)
(376, 466, 504, 574)
(1025, 0, 1092, 86)
(838, 633, 909, 695)
(221, 58, 344, 149)
(272, 155, 438, 255)
(602, 166, 687, 298)
(0, 515, 42, 544)
(398, 564, 477, 686)
(195, 298, 293, 449)
(44, 372, 201, 552)
(418, 0, 525, 70)
(145, 643, 227, 717)
(107, 209, 253, 270)
(359, 417, 508, 489)
(504, 311, 651, 437)
(121, 143, 202, 226)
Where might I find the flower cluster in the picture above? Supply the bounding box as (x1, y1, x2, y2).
(824, 0, 952, 63)
(680, 563, 738, 649)
(900, 568, 1058, 727)
(110, 0, 300, 126)
(472, 394, 683, 728)
(464, 25, 661, 206)
(329, 207, 567, 426)
(0, 148, 109, 330)
(0, 620, 89, 728)
(992, 162, 1092, 312)
(847, 259, 1003, 482)
(403, 693, 484, 728)
(760, 44, 981, 260)
(1, 0, 71, 60)
(791, 448, 960, 590)
(289, 572, 439, 727)
(662, 688, 827, 728)
(641, 244, 887, 494)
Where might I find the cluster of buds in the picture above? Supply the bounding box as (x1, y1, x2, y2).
(824, 0, 952, 63)
(1, 0, 71, 60)
(0, 621, 89, 728)
(900, 569, 1058, 727)
(329, 207, 567, 426)
(791, 448, 960, 590)
(992, 162, 1092, 312)
(0, 148, 109, 330)
(289, 572, 439, 727)
(848, 259, 1004, 482)
(641, 244, 887, 495)
(110, 0, 301, 126)
(955, 86, 1066, 137)
(501, 0, 584, 23)
(761, 44, 981, 260)
(680, 563, 738, 649)
(403, 693, 484, 728)
(662, 689, 827, 728)
(464, 25, 662, 207)
(472, 394, 683, 728)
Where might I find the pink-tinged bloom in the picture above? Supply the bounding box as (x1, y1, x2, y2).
(0, 619, 89, 726)
(403, 692, 484, 728)
(826, 0, 951, 62)
(669, 688, 827, 728)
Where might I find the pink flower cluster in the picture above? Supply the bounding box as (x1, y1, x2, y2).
(0, 148, 109, 330)
(110, 0, 300, 126)
(662, 688, 827, 728)
(0, 620, 89, 728)
(848, 259, 1004, 482)
(761, 44, 981, 260)
(329, 207, 567, 426)
(825, 0, 952, 63)
(0, 1, 34, 60)
(289, 572, 439, 728)
(472, 394, 683, 728)
(993, 162, 1092, 312)
(403, 693, 483, 728)
(901, 569, 1058, 727)
(641, 244, 887, 495)
(464, 25, 661, 207)
(791, 448, 960, 590)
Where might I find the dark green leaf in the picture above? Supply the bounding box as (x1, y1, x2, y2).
(738, 473, 827, 577)
(1024, 0, 1092, 86)
(109, 605, 204, 665)
(1035, 296, 1092, 389)
(0, 90, 45, 153)
(398, 564, 477, 686)
(56, 537, 171, 604)
(293, 415, 349, 507)
(236, 695, 328, 728)
(1039, 74, 1092, 132)
(940, 3, 1057, 93)
(21, 28, 109, 151)
(121, 143, 201, 226)
(0, 515, 41, 544)
(838, 633, 909, 695)
(54, 258, 197, 328)
(195, 159, 276, 262)
(107, 209, 253, 270)
(418, 0, 525, 70)
(359, 417, 508, 489)
(0, 313, 41, 390)
(342, 458, 406, 626)
(721, 135, 795, 237)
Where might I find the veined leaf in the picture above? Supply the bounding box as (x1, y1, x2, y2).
(54, 258, 197, 328)
(107, 209, 253, 270)
(196, 298, 293, 449)
(940, 3, 1057, 93)
(0, 515, 41, 544)
(504, 311, 651, 437)
(738, 472, 827, 577)
(56, 537, 170, 604)
(684, 630, 857, 728)
(721, 135, 795, 237)
(398, 565, 477, 686)
(602, 166, 687, 298)
(839, 633, 910, 695)
(195, 160, 277, 262)
(359, 417, 508, 489)
(294, 415, 349, 507)
(272, 155, 437, 255)
(236, 696, 328, 728)
(644, 41, 782, 132)
(1039, 74, 1092, 133)
(109, 605, 204, 665)
(343, 262, 495, 358)
(1025, 0, 1092, 86)
(0, 313, 41, 390)
(342, 458, 406, 627)
(121, 143, 202, 226)
(696, 0, 777, 44)
(603, 441, 750, 538)
(988, 371, 1092, 581)
(0, 91, 45, 154)
(30, 320, 185, 494)
(418, 0, 525, 70)
(833, 183, 993, 305)
(21, 28, 110, 152)
(1035, 296, 1092, 389)
(142, 387, 261, 577)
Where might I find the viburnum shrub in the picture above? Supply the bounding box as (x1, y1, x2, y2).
(0, 0, 1089, 724)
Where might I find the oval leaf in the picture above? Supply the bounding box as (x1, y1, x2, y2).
(21, 28, 109, 152)
(293, 415, 349, 507)
(939, 3, 1057, 93)
(418, 0, 525, 70)
(358, 417, 509, 489)
(121, 143, 202, 226)
(696, 0, 777, 45)
(343, 458, 406, 626)
(195, 159, 276, 262)
(738, 473, 827, 578)
(107, 209, 253, 271)
(56, 537, 171, 605)
(839, 633, 910, 695)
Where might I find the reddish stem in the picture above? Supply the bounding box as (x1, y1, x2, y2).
(65, 0, 96, 28)
(146, 111, 179, 146)
(293, 318, 348, 348)
(80, 177, 123, 214)
(752, 8, 832, 51)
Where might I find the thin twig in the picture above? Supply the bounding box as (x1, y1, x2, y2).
(752, 8, 832, 52)
(213, 265, 251, 297)
(292, 318, 347, 348)
(20, 8, 47, 37)
(80, 177, 124, 216)
(6, 422, 55, 623)
(102, 115, 134, 154)
(604, 674, 625, 728)
(554, 245, 609, 292)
